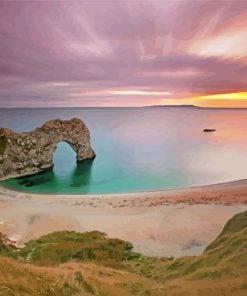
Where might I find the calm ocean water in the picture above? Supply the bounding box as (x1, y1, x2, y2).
(1, 107, 247, 194)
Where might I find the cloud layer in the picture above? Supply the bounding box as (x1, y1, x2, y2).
(0, 0, 247, 107)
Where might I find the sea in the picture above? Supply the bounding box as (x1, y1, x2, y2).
(1, 107, 247, 194)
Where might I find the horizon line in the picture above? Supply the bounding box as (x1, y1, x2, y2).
(1, 105, 247, 109)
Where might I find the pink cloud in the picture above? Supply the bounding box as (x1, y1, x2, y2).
(0, 1, 247, 107)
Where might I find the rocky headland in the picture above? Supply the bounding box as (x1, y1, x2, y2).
(0, 118, 95, 181)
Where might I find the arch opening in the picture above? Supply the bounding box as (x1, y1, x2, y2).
(52, 141, 77, 178)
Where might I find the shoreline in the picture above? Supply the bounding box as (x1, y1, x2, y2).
(1, 179, 247, 258)
(1, 177, 247, 204)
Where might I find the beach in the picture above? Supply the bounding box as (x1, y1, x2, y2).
(1, 179, 247, 258)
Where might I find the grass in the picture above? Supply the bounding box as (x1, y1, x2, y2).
(129, 225, 247, 282)
(0, 233, 18, 258)
(206, 210, 247, 251)
(1, 211, 247, 295)
(19, 230, 136, 268)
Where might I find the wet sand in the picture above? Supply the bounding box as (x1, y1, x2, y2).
(0, 179, 247, 257)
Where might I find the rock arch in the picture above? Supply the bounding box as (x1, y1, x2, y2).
(0, 118, 95, 181)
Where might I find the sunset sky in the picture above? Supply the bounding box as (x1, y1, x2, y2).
(0, 0, 247, 108)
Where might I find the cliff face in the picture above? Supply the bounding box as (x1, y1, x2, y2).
(0, 118, 95, 181)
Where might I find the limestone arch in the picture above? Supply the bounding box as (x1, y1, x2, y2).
(0, 118, 95, 181)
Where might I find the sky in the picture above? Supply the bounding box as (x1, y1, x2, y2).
(0, 0, 247, 108)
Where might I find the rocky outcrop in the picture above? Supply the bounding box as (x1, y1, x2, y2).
(203, 129, 216, 132)
(0, 118, 95, 181)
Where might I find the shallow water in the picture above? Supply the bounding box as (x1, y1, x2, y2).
(1, 107, 247, 194)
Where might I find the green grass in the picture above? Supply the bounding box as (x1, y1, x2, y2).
(206, 210, 247, 251)
(0, 233, 17, 258)
(19, 230, 135, 268)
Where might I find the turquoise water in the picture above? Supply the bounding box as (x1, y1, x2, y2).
(1, 107, 247, 194)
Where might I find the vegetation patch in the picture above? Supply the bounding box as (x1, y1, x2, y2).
(206, 211, 247, 251)
(0, 135, 7, 155)
(19, 230, 135, 268)
(167, 259, 185, 271)
(192, 270, 222, 280)
(0, 233, 17, 258)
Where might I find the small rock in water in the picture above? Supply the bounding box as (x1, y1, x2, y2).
(203, 129, 216, 132)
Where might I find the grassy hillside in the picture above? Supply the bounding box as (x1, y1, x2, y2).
(0, 257, 164, 296)
(0, 233, 18, 258)
(18, 230, 137, 268)
(0, 211, 247, 295)
(206, 210, 247, 251)
(127, 211, 247, 291)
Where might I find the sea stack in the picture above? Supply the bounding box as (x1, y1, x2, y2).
(0, 118, 96, 181)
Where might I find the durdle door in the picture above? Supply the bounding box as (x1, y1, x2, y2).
(0, 118, 96, 181)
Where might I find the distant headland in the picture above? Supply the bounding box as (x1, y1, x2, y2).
(147, 104, 198, 108)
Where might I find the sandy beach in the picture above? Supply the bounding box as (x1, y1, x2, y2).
(1, 179, 247, 258)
